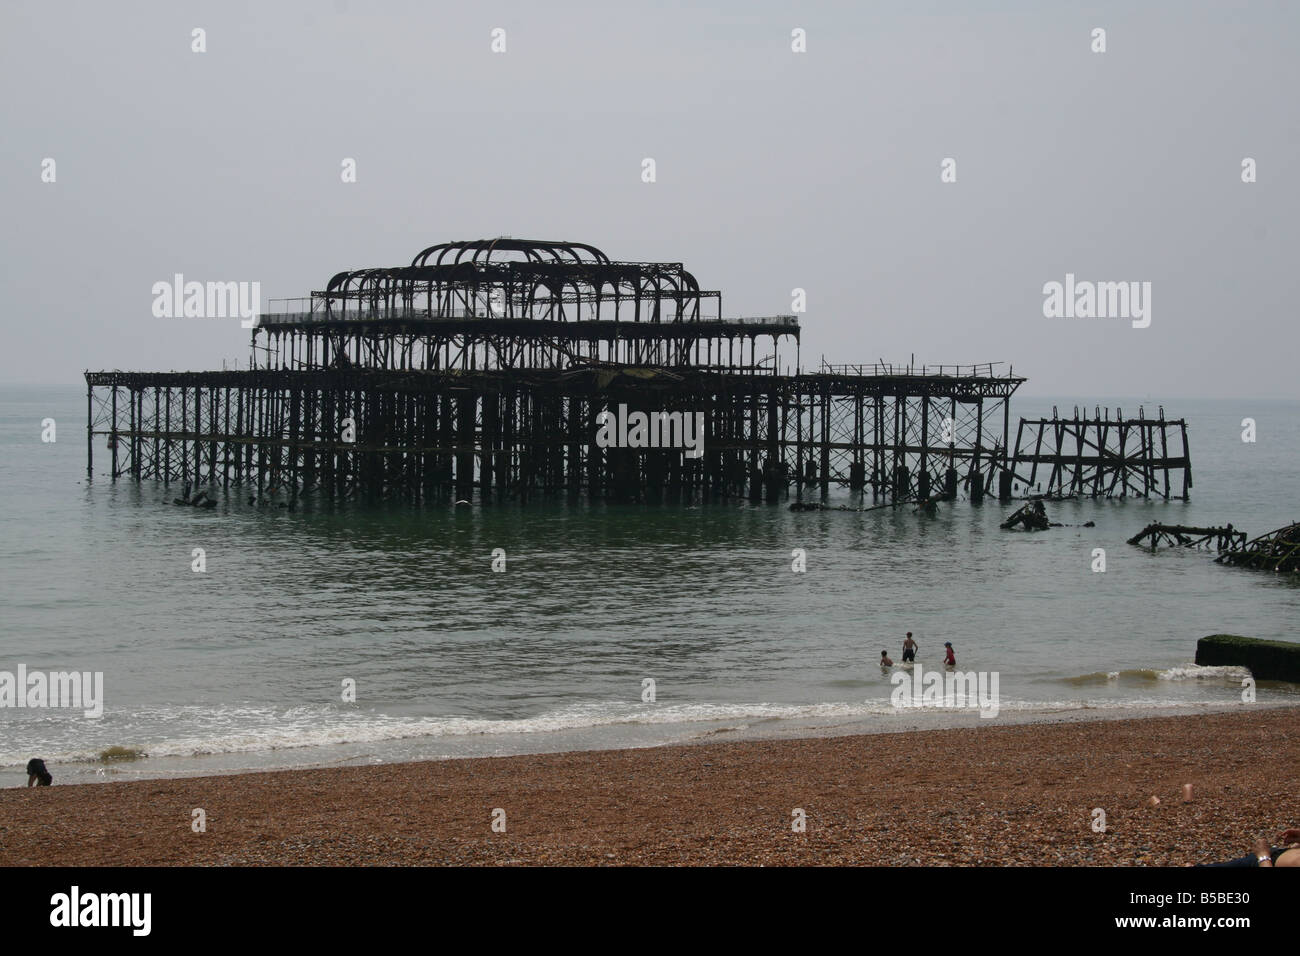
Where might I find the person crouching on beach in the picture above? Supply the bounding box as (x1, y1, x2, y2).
(943, 642, 956, 667)
(902, 632, 917, 663)
(880, 650, 893, 668)
(26, 758, 52, 787)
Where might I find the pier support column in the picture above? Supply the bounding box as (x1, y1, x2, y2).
(85, 383, 93, 478)
(481, 391, 497, 498)
(998, 469, 1013, 501)
(455, 394, 476, 501)
(893, 464, 910, 499)
(765, 389, 782, 503)
(110, 385, 119, 477)
(819, 385, 830, 499)
(587, 402, 603, 499)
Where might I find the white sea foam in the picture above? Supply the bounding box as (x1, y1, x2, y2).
(1156, 664, 1252, 681)
(0, 695, 1265, 768)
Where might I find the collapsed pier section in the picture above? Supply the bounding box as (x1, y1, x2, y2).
(1010, 406, 1192, 500)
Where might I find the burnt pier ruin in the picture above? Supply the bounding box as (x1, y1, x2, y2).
(85, 238, 1190, 505)
(1009, 406, 1192, 500)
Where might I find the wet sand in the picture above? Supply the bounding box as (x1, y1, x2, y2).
(2, 708, 1296, 866)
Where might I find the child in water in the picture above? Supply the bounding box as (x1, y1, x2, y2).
(943, 642, 956, 667)
(880, 650, 894, 668)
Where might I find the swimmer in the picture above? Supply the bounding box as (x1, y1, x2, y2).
(902, 632, 918, 663)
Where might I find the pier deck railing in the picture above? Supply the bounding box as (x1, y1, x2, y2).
(820, 361, 1011, 378)
(257, 299, 799, 329)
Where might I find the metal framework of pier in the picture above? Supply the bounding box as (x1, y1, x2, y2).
(1009, 406, 1192, 500)
(83, 238, 1187, 505)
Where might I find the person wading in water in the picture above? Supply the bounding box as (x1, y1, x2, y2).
(902, 632, 918, 663)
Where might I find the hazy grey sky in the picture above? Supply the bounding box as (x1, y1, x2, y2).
(3, 0, 1297, 398)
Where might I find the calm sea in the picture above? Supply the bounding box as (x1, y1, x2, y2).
(2, 385, 1297, 785)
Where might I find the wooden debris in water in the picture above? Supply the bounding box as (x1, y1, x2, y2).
(1215, 522, 1300, 574)
(1127, 523, 1245, 551)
